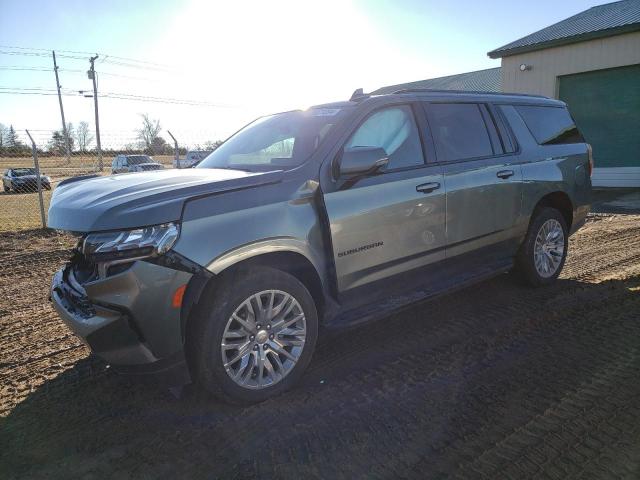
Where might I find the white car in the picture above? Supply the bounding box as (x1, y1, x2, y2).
(173, 150, 212, 169)
(112, 155, 164, 174)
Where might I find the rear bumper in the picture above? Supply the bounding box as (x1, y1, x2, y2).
(570, 203, 591, 235)
(51, 260, 194, 387)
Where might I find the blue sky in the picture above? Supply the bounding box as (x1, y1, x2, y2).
(0, 0, 596, 147)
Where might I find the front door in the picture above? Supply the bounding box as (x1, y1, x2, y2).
(323, 104, 446, 293)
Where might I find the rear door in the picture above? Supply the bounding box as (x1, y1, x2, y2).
(323, 103, 446, 293)
(423, 102, 523, 258)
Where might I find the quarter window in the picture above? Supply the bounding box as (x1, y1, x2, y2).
(514, 105, 584, 145)
(427, 103, 494, 161)
(345, 105, 425, 170)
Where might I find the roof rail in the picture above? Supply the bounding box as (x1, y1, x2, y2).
(391, 88, 547, 99)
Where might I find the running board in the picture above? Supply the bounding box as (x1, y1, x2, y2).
(323, 262, 513, 331)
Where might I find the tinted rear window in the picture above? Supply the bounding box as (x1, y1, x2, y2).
(515, 105, 584, 145)
(427, 103, 493, 161)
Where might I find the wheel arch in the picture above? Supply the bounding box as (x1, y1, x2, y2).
(182, 248, 327, 347)
(532, 191, 574, 229)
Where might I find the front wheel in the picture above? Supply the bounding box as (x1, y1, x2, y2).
(189, 266, 318, 404)
(515, 207, 568, 287)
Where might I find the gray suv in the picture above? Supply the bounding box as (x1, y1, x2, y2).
(49, 89, 592, 404)
(111, 154, 164, 174)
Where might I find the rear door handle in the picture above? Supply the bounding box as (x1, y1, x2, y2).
(497, 169, 514, 179)
(416, 182, 441, 193)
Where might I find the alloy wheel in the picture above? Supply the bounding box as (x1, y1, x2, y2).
(220, 290, 307, 389)
(533, 218, 565, 278)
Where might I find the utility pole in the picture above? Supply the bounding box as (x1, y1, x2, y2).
(52, 51, 71, 162)
(88, 55, 103, 171)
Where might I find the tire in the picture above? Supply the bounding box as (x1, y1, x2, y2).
(515, 207, 569, 287)
(189, 266, 318, 404)
(3, 185, 9, 193)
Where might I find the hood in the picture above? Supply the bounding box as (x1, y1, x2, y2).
(47, 168, 283, 232)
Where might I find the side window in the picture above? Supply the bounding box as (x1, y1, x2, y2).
(514, 105, 584, 145)
(229, 136, 295, 165)
(489, 104, 517, 154)
(427, 103, 494, 161)
(479, 104, 503, 155)
(345, 105, 424, 170)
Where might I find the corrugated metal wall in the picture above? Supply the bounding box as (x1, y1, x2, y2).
(500, 31, 640, 186)
(501, 31, 640, 97)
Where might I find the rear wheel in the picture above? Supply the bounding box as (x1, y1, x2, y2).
(189, 266, 318, 404)
(515, 207, 568, 287)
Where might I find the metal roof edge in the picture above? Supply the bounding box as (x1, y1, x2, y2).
(488, 22, 640, 59)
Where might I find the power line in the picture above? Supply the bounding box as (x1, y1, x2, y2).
(0, 86, 240, 108)
(0, 65, 52, 71)
(0, 65, 157, 81)
(0, 46, 176, 71)
(0, 49, 87, 60)
(0, 91, 58, 96)
(0, 86, 59, 92)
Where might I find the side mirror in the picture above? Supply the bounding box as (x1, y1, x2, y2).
(339, 146, 389, 176)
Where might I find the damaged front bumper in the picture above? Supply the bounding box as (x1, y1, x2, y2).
(51, 257, 196, 387)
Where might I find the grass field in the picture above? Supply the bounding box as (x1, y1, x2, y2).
(0, 155, 175, 232)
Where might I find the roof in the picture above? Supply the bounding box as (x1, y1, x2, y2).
(387, 90, 562, 107)
(371, 67, 502, 95)
(488, 0, 640, 58)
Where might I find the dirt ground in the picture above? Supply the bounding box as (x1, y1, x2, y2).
(1, 214, 640, 479)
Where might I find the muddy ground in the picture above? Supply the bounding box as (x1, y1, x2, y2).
(1, 214, 639, 479)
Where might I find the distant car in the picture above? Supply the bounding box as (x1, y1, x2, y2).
(173, 150, 212, 169)
(173, 150, 213, 168)
(111, 155, 164, 174)
(3, 168, 51, 193)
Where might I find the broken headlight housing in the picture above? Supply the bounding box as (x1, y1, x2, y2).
(82, 222, 180, 263)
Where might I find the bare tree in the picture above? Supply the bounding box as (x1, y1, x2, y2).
(136, 114, 162, 153)
(0, 123, 8, 150)
(75, 121, 94, 152)
(204, 140, 224, 150)
(48, 123, 76, 155)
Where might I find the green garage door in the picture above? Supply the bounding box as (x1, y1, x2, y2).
(559, 64, 640, 169)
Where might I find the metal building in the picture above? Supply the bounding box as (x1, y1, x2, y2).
(489, 0, 640, 187)
(374, 0, 640, 187)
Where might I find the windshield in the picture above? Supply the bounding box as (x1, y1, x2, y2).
(13, 168, 36, 176)
(127, 155, 153, 165)
(197, 108, 349, 172)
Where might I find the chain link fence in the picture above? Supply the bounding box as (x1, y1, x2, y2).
(0, 130, 219, 232)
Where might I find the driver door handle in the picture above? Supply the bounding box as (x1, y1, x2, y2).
(416, 182, 441, 194)
(497, 169, 514, 179)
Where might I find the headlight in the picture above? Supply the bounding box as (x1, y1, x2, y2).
(82, 223, 180, 262)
